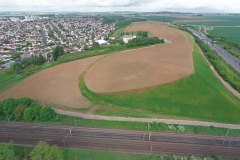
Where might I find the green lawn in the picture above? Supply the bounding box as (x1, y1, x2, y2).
(0, 70, 18, 82)
(209, 27, 240, 43)
(81, 32, 240, 124)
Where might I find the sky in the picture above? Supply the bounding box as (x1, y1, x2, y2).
(1, 0, 240, 13)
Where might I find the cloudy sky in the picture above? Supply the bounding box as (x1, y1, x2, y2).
(1, 0, 240, 13)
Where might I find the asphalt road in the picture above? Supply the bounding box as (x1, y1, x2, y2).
(187, 27, 240, 73)
(40, 23, 48, 47)
(0, 122, 240, 159)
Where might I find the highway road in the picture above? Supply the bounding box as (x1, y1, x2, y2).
(187, 27, 240, 73)
(0, 122, 240, 159)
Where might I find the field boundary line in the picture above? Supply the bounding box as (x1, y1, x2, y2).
(53, 108, 240, 129)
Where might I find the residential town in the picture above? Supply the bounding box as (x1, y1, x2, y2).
(0, 15, 115, 68)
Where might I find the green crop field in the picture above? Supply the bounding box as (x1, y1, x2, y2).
(182, 15, 240, 26)
(81, 32, 240, 124)
(145, 15, 185, 21)
(209, 27, 240, 43)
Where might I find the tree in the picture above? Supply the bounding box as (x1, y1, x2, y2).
(32, 105, 42, 121)
(40, 106, 54, 121)
(5, 68, 14, 75)
(52, 46, 60, 61)
(0, 102, 3, 116)
(15, 66, 22, 74)
(36, 54, 46, 65)
(14, 104, 27, 120)
(30, 141, 64, 160)
(215, 155, 222, 160)
(12, 63, 22, 70)
(92, 42, 100, 50)
(3, 40, 9, 44)
(0, 60, 3, 65)
(21, 58, 30, 67)
(0, 141, 19, 160)
(26, 41, 32, 46)
(60, 46, 64, 55)
(2, 98, 16, 116)
(27, 57, 35, 65)
(84, 45, 89, 51)
(23, 108, 33, 121)
(16, 97, 33, 106)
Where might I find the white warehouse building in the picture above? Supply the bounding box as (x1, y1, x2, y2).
(96, 40, 109, 46)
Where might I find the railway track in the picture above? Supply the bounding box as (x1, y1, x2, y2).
(0, 122, 240, 159)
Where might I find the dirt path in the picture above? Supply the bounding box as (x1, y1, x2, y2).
(54, 108, 240, 129)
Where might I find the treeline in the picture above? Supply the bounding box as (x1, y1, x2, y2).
(48, 31, 55, 39)
(119, 31, 148, 37)
(136, 31, 148, 37)
(126, 37, 164, 48)
(58, 23, 64, 30)
(207, 33, 240, 59)
(120, 32, 132, 36)
(52, 46, 64, 61)
(0, 97, 55, 122)
(4, 54, 46, 75)
(1, 140, 64, 160)
(144, 16, 173, 22)
(207, 33, 240, 49)
(180, 27, 240, 92)
(102, 16, 126, 24)
(50, 22, 66, 42)
(115, 18, 147, 29)
(108, 18, 147, 37)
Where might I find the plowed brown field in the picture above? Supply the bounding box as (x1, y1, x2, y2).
(0, 55, 105, 108)
(85, 21, 194, 93)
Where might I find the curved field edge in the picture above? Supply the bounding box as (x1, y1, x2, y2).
(79, 31, 240, 124)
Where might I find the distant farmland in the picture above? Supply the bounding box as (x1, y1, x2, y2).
(209, 27, 240, 43)
(178, 15, 240, 26)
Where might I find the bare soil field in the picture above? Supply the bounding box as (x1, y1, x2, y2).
(0, 55, 105, 108)
(85, 21, 194, 93)
(174, 19, 227, 23)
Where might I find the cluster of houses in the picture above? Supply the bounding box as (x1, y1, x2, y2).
(42, 17, 115, 51)
(0, 16, 115, 69)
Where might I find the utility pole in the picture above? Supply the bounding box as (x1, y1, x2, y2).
(222, 138, 225, 146)
(226, 129, 229, 136)
(63, 139, 65, 148)
(75, 119, 77, 127)
(228, 139, 232, 147)
(7, 115, 10, 122)
(69, 128, 72, 136)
